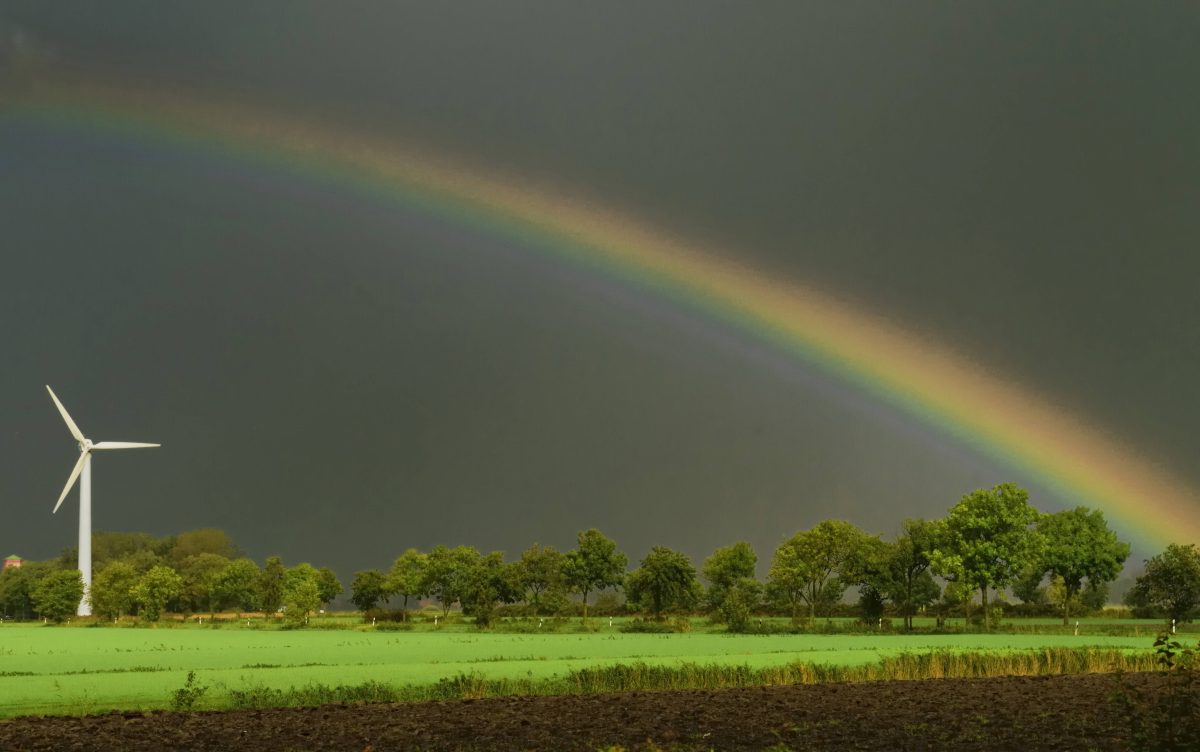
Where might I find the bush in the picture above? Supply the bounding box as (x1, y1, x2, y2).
(618, 618, 675, 634)
(169, 671, 208, 711)
(1112, 634, 1200, 751)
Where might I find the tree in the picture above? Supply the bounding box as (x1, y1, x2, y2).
(387, 548, 429, 619)
(1011, 568, 1047, 606)
(211, 558, 261, 614)
(315, 567, 342, 608)
(516, 544, 565, 614)
(0, 561, 51, 620)
(351, 569, 389, 614)
(701, 542, 757, 616)
(421, 545, 480, 616)
(283, 578, 321, 625)
(89, 561, 139, 619)
(168, 528, 239, 564)
(767, 520, 871, 621)
(91, 531, 163, 571)
(719, 578, 762, 632)
(929, 483, 1041, 630)
(31, 569, 84, 623)
(459, 552, 522, 627)
(131, 565, 183, 622)
(626, 546, 699, 619)
(1035, 507, 1130, 625)
(177, 553, 231, 614)
(256, 556, 287, 615)
(562, 529, 627, 621)
(1128, 544, 1200, 623)
(876, 519, 941, 630)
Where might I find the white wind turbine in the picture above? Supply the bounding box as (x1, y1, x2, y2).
(46, 385, 160, 616)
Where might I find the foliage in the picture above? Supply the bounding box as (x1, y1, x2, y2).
(1112, 634, 1200, 751)
(767, 520, 871, 621)
(31, 569, 83, 622)
(89, 561, 139, 619)
(625, 546, 700, 618)
(0, 561, 52, 620)
(562, 529, 627, 621)
(283, 578, 321, 625)
(315, 567, 342, 606)
(210, 558, 261, 614)
(131, 565, 184, 622)
(168, 528, 239, 565)
(701, 541, 757, 616)
(386, 548, 428, 617)
(719, 578, 762, 632)
(176, 553, 231, 614)
(351, 569, 389, 614)
(169, 670, 208, 711)
(516, 543, 566, 615)
(1011, 567, 1047, 606)
(1128, 544, 1200, 624)
(256, 556, 287, 615)
(875, 519, 941, 630)
(421, 545, 481, 616)
(458, 551, 522, 627)
(1036, 507, 1129, 625)
(929, 483, 1041, 630)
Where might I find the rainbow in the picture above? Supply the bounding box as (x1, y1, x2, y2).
(4, 75, 1196, 549)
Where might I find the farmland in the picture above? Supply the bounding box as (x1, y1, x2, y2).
(0, 619, 1167, 718)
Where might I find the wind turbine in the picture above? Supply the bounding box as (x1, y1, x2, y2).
(46, 385, 159, 616)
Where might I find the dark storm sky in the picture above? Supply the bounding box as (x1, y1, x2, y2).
(1, 2, 1197, 580)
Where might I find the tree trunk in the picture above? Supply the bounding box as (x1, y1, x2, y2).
(981, 586, 990, 631)
(581, 588, 589, 622)
(1062, 591, 1070, 627)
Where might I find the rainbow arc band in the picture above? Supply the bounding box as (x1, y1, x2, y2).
(8, 75, 1196, 549)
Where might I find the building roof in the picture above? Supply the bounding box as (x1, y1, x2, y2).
(4, 555, 21, 561)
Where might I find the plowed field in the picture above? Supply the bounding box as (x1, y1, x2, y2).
(0, 672, 1171, 751)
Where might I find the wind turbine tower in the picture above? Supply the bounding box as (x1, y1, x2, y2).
(46, 386, 160, 616)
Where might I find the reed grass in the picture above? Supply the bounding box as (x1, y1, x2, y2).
(218, 646, 1154, 710)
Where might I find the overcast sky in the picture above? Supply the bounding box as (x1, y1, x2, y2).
(1, 2, 1197, 581)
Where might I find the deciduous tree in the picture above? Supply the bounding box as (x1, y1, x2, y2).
(350, 569, 389, 614)
(701, 542, 757, 616)
(89, 561, 139, 619)
(131, 565, 183, 622)
(1128, 544, 1200, 623)
(421, 545, 480, 616)
(767, 520, 870, 621)
(1035, 507, 1129, 625)
(31, 569, 83, 623)
(211, 558, 260, 615)
(516, 544, 565, 614)
(563, 529, 627, 622)
(256, 556, 287, 615)
(315, 567, 342, 607)
(626, 546, 699, 619)
(929, 483, 1041, 630)
(387, 548, 428, 619)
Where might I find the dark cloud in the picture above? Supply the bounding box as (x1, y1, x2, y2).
(2, 2, 1196, 578)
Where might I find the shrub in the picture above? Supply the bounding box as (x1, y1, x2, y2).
(169, 671, 208, 711)
(1112, 634, 1200, 751)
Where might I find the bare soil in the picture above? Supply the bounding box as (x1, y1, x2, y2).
(0, 672, 1170, 751)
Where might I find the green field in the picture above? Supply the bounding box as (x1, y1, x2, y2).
(0, 621, 1163, 717)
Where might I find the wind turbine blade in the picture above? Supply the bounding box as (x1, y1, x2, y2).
(91, 441, 161, 450)
(53, 451, 89, 514)
(46, 386, 85, 443)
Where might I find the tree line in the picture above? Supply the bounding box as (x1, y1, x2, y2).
(0, 528, 342, 624)
(5, 483, 1200, 628)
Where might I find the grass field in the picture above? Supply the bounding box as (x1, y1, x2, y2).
(0, 620, 1167, 717)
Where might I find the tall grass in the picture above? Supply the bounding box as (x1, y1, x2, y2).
(216, 647, 1155, 710)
